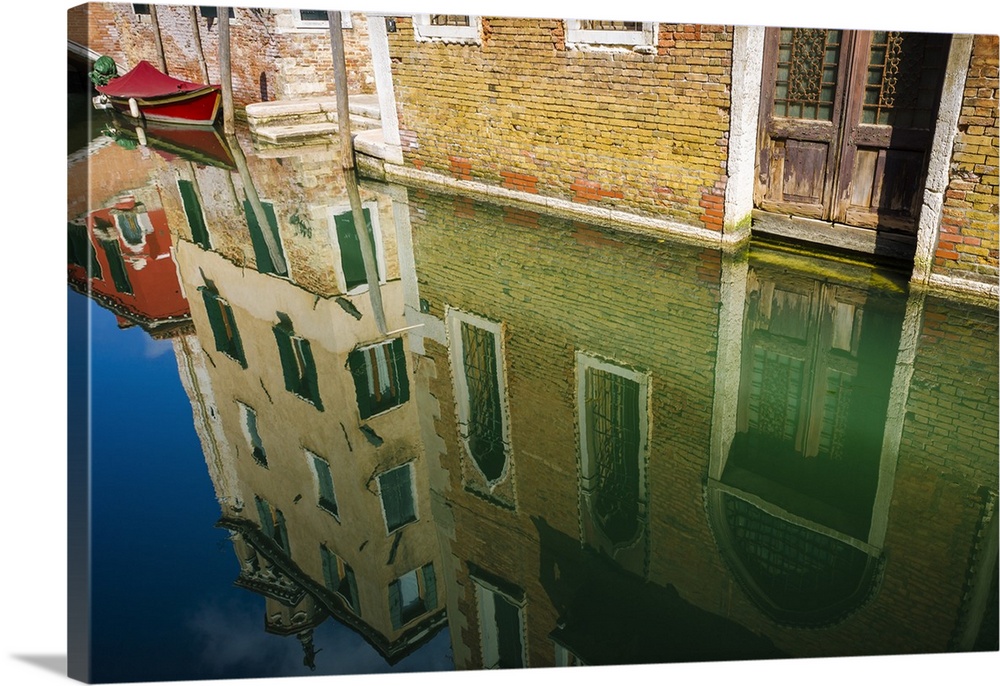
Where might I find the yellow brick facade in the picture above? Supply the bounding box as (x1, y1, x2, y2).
(387, 18, 733, 231)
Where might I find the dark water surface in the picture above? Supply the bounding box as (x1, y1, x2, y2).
(68, 105, 998, 682)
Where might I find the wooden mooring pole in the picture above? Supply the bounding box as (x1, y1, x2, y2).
(328, 11, 354, 169)
(218, 6, 235, 135)
(149, 4, 168, 74)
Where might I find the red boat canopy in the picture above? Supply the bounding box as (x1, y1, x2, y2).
(96, 61, 218, 99)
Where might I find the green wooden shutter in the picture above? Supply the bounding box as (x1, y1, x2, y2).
(313, 455, 337, 515)
(390, 337, 410, 405)
(320, 545, 336, 590)
(345, 564, 360, 613)
(243, 200, 285, 276)
(381, 466, 415, 532)
(179, 179, 210, 249)
(421, 563, 437, 611)
(272, 324, 298, 392)
(388, 579, 402, 629)
(69, 224, 102, 278)
(347, 348, 374, 419)
(99, 238, 133, 294)
(494, 593, 523, 668)
(255, 497, 274, 539)
(275, 509, 290, 555)
(335, 208, 375, 290)
(297, 337, 323, 410)
(200, 288, 229, 350)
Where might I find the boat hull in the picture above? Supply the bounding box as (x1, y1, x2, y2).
(105, 87, 222, 126)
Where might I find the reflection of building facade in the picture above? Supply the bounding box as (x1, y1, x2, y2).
(67, 130, 191, 336)
(398, 185, 997, 668)
(163, 138, 447, 665)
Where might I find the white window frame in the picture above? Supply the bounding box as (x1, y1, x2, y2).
(413, 14, 481, 44)
(473, 575, 527, 669)
(564, 19, 658, 52)
(305, 449, 339, 520)
(328, 200, 387, 296)
(293, 9, 352, 30)
(446, 308, 512, 487)
(377, 462, 418, 535)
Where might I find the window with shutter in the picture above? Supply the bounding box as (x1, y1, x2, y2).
(178, 180, 211, 249)
(254, 495, 288, 555)
(242, 199, 287, 277)
(307, 451, 338, 517)
(473, 574, 526, 669)
(200, 287, 247, 367)
(388, 562, 437, 629)
(347, 338, 409, 419)
(68, 223, 102, 279)
(332, 205, 382, 293)
(239, 402, 267, 466)
(378, 463, 417, 534)
(320, 545, 359, 613)
(98, 237, 132, 294)
(273, 319, 322, 409)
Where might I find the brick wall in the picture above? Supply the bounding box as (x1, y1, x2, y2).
(409, 187, 723, 667)
(936, 34, 999, 285)
(388, 18, 733, 231)
(79, 4, 375, 112)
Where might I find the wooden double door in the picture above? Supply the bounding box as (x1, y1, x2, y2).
(755, 28, 951, 233)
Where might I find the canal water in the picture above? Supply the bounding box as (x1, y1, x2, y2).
(68, 105, 998, 683)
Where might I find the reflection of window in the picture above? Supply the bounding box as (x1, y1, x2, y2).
(320, 545, 359, 612)
(388, 563, 437, 629)
(97, 233, 133, 294)
(473, 574, 526, 669)
(199, 286, 246, 367)
(413, 14, 480, 43)
(332, 204, 383, 293)
(347, 338, 409, 419)
(254, 495, 289, 556)
(565, 19, 657, 49)
(307, 450, 338, 517)
(243, 199, 287, 277)
(239, 402, 267, 466)
(577, 353, 648, 548)
(377, 463, 417, 534)
(68, 223, 102, 279)
(273, 317, 323, 409)
(178, 180, 211, 248)
(448, 310, 509, 484)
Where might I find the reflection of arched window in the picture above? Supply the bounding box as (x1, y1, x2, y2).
(708, 489, 883, 627)
(448, 309, 511, 488)
(577, 353, 648, 556)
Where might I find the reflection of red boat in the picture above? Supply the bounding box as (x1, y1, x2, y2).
(96, 61, 221, 126)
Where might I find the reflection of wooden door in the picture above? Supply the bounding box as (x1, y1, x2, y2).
(756, 29, 950, 233)
(737, 273, 865, 460)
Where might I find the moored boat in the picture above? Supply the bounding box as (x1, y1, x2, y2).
(95, 60, 222, 126)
